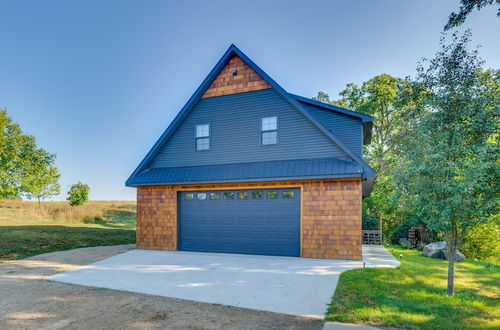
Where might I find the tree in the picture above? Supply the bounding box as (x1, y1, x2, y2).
(394, 31, 499, 295)
(0, 108, 30, 198)
(67, 182, 90, 206)
(1, 108, 60, 201)
(320, 75, 415, 236)
(21, 149, 61, 206)
(445, 0, 500, 30)
(312, 91, 332, 103)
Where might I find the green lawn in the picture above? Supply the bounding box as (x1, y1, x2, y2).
(327, 245, 500, 329)
(0, 202, 136, 262)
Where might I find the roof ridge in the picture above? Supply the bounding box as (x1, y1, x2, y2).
(289, 93, 373, 122)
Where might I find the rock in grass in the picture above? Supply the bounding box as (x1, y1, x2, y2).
(423, 242, 465, 261)
(443, 250, 465, 262)
(423, 242, 446, 258)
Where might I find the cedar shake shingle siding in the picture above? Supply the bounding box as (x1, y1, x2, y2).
(202, 55, 271, 98)
(136, 179, 362, 260)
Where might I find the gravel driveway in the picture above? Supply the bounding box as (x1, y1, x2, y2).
(0, 245, 322, 330)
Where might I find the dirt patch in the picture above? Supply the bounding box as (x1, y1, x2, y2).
(0, 245, 323, 329)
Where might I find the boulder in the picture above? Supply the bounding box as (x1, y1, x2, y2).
(423, 241, 465, 261)
(443, 250, 465, 262)
(423, 241, 446, 258)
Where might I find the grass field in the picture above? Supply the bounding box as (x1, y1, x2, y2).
(0, 200, 136, 262)
(328, 245, 500, 329)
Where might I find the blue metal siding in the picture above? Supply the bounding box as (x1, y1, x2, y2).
(149, 89, 349, 168)
(178, 188, 300, 256)
(299, 102, 363, 156)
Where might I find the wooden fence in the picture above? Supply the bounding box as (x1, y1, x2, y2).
(362, 230, 382, 245)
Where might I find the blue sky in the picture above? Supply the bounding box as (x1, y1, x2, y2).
(0, 0, 498, 201)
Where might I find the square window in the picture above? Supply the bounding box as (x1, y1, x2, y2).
(184, 193, 194, 200)
(252, 191, 263, 199)
(223, 192, 234, 200)
(210, 192, 220, 200)
(283, 190, 295, 199)
(196, 137, 210, 151)
(238, 192, 248, 199)
(262, 131, 277, 145)
(267, 191, 278, 199)
(196, 124, 210, 138)
(197, 193, 207, 200)
(262, 117, 277, 131)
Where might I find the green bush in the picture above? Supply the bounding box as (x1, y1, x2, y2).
(461, 217, 500, 264)
(362, 212, 379, 230)
(390, 220, 415, 244)
(67, 182, 90, 206)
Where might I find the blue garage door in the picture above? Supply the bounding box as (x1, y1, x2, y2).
(178, 188, 300, 257)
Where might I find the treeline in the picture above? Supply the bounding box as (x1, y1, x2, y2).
(0, 108, 60, 204)
(316, 31, 499, 268)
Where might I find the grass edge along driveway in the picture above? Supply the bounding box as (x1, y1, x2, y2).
(327, 245, 499, 329)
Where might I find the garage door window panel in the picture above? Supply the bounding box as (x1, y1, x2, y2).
(252, 191, 263, 199)
(210, 192, 221, 200)
(267, 191, 279, 199)
(238, 192, 249, 199)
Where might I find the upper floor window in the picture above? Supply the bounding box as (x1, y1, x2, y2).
(196, 124, 210, 151)
(261, 116, 277, 145)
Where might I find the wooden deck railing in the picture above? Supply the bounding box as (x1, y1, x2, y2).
(362, 230, 382, 245)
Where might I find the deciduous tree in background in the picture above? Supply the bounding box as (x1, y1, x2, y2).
(394, 31, 499, 295)
(314, 75, 416, 236)
(0, 108, 61, 203)
(1, 108, 30, 199)
(445, 0, 500, 30)
(67, 182, 90, 206)
(21, 149, 61, 206)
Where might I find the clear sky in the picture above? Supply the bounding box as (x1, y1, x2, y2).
(0, 0, 498, 201)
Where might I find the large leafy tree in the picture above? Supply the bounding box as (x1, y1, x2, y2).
(1, 108, 32, 198)
(445, 0, 500, 30)
(0, 108, 61, 203)
(394, 31, 499, 295)
(314, 74, 414, 235)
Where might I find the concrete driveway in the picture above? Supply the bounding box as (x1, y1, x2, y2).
(49, 245, 399, 318)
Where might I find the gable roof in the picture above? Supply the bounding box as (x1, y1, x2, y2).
(126, 44, 375, 186)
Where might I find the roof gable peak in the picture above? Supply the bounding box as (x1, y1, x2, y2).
(126, 44, 373, 185)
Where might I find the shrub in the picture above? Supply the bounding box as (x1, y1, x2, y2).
(67, 182, 90, 206)
(399, 238, 412, 249)
(390, 219, 416, 244)
(461, 216, 500, 264)
(362, 212, 379, 230)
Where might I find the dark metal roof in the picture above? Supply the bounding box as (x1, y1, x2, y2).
(289, 93, 373, 123)
(127, 157, 370, 187)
